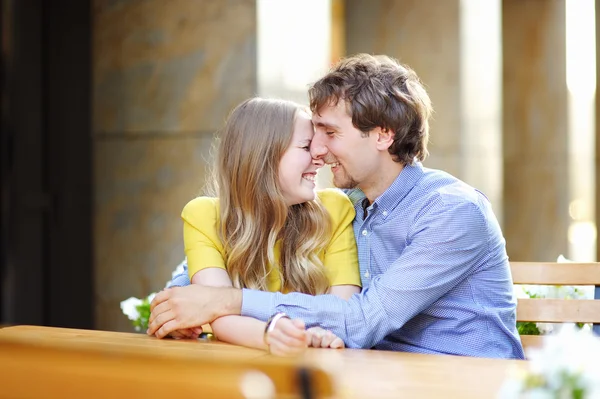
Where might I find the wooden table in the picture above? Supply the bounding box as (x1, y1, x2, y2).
(0, 325, 528, 398)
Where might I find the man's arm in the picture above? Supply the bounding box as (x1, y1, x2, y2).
(148, 284, 243, 338)
(191, 267, 309, 355)
(149, 278, 358, 347)
(242, 199, 489, 348)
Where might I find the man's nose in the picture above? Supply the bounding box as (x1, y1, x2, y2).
(310, 131, 328, 160)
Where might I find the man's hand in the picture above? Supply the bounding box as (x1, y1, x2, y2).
(147, 285, 241, 339)
(266, 318, 308, 357)
(306, 326, 345, 349)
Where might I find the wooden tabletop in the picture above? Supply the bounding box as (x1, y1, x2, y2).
(0, 325, 528, 398)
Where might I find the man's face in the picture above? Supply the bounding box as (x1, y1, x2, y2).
(311, 101, 378, 189)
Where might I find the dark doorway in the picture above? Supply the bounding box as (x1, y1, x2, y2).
(1, 0, 93, 328)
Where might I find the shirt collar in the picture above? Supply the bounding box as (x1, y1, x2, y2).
(346, 162, 425, 215)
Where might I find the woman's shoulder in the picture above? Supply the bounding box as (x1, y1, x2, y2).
(181, 196, 220, 224)
(316, 189, 355, 219)
(317, 188, 351, 205)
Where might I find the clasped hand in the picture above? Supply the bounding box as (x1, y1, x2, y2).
(147, 285, 345, 355)
(265, 320, 345, 356)
(147, 285, 224, 339)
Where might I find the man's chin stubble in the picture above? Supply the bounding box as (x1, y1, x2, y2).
(333, 177, 359, 190)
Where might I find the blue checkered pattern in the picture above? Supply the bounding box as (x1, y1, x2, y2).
(168, 261, 192, 288)
(240, 163, 525, 359)
(169, 163, 524, 358)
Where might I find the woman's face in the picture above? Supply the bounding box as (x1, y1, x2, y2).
(278, 111, 320, 206)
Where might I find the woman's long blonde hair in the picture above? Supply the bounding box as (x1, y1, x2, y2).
(212, 98, 331, 295)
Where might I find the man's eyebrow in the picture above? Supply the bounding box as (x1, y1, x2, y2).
(314, 121, 341, 130)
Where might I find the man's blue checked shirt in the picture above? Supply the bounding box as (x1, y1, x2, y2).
(171, 162, 525, 359)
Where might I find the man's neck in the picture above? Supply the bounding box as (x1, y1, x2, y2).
(360, 160, 404, 204)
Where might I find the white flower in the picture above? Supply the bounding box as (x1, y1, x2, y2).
(147, 292, 157, 303)
(500, 325, 600, 398)
(536, 323, 554, 335)
(556, 254, 573, 263)
(121, 260, 186, 331)
(525, 388, 554, 399)
(497, 370, 525, 398)
(120, 297, 142, 321)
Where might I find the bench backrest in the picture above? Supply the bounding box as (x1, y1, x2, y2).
(510, 261, 600, 351)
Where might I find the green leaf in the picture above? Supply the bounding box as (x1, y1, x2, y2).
(132, 298, 151, 332)
(517, 321, 541, 335)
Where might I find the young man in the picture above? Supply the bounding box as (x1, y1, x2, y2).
(148, 54, 525, 359)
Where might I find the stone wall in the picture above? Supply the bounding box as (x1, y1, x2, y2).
(93, 0, 257, 331)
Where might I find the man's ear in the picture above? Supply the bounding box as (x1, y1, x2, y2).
(375, 127, 394, 150)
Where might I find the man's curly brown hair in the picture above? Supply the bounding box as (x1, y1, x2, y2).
(309, 54, 433, 165)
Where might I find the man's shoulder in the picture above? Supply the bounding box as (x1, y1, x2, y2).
(417, 168, 483, 206)
(410, 169, 494, 224)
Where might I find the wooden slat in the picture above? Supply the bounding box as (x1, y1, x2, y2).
(510, 262, 600, 285)
(519, 334, 589, 354)
(519, 335, 544, 351)
(517, 298, 600, 323)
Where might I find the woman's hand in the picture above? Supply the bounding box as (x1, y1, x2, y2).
(306, 326, 345, 349)
(265, 318, 308, 356)
(168, 327, 204, 339)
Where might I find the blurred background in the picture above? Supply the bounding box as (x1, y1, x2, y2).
(0, 0, 597, 332)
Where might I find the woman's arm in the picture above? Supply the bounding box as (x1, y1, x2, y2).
(191, 268, 307, 354)
(329, 285, 361, 300)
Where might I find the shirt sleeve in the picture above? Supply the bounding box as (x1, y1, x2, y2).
(167, 260, 191, 287)
(181, 197, 226, 280)
(318, 189, 361, 287)
(241, 197, 489, 348)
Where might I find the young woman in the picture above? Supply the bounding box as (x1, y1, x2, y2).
(178, 98, 360, 355)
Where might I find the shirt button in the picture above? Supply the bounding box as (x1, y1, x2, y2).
(362, 230, 368, 236)
(382, 210, 388, 216)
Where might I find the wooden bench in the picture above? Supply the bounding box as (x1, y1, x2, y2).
(510, 261, 600, 351)
(0, 326, 334, 399)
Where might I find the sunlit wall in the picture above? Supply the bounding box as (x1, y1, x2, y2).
(566, 0, 596, 261)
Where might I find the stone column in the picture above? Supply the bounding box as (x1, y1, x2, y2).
(503, 0, 569, 261)
(93, 0, 256, 331)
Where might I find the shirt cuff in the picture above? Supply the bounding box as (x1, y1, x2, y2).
(167, 273, 190, 288)
(240, 289, 275, 322)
